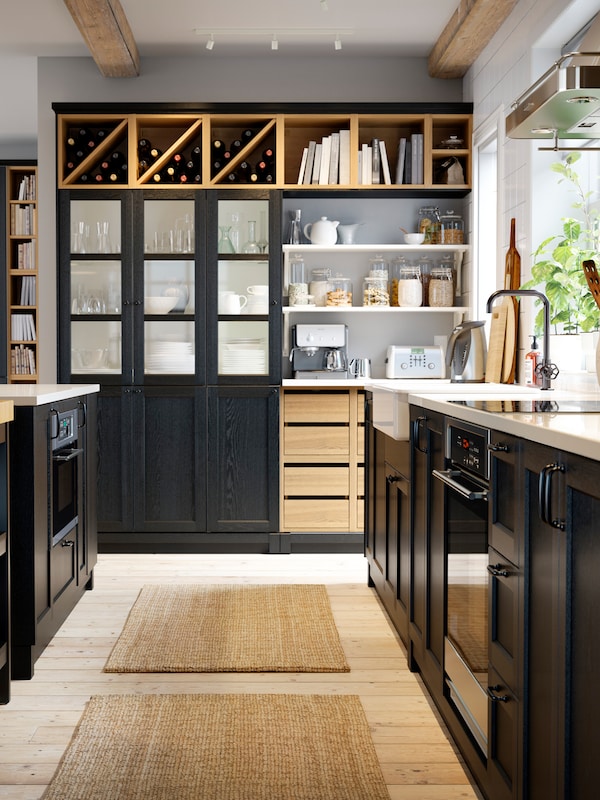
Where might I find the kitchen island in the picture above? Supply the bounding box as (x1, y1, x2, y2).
(1, 384, 99, 680)
(364, 375, 600, 800)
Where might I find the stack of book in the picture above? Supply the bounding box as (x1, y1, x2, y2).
(11, 313, 36, 341)
(17, 174, 36, 201)
(19, 275, 36, 305)
(16, 241, 36, 270)
(356, 134, 424, 185)
(11, 344, 36, 376)
(10, 204, 35, 235)
(297, 130, 351, 185)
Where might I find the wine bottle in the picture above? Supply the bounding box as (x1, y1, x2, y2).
(262, 147, 275, 162)
(226, 172, 239, 183)
(110, 151, 126, 166)
(66, 134, 77, 148)
(237, 161, 251, 181)
(152, 172, 162, 183)
(230, 139, 243, 155)
(79, 173, 91, 183)
(94, 173, 104, 183)
(241, 128, 255, 143)
(149, 147, 162, 161)
(96, 129, 107, 142)
(138, 138, 151, 153)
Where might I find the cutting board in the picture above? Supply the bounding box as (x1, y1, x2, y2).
(501, 218, 521, 383)
(486, 301, 508, 383)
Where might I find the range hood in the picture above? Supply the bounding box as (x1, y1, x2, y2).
(506, 52, 600, 139)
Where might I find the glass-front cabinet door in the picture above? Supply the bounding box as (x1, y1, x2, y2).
(206, 190, 281, 384)
(58, 190, 205, 384)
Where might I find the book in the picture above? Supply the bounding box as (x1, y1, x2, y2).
(339, 130, 351, 184)
(303, 141, 317, 185)
(297, 147, 309, 183)
(379, 140, 391, 185)
(395, 138, 406, 183)
(371, 139, 381, 184)
(361, 143, 372, 185)
(404, 140, 412, 184)
(328, 132, 340, 184)
(311, 143, 322, 183)
(319, 136, 332, 185)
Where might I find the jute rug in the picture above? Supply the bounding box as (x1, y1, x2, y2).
(41, 693, 390, 800)
(104, 583, 350, 673)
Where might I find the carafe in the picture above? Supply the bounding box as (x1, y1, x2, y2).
(242, 220, 261, 254)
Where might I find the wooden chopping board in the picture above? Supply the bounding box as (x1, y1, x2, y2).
(501, 218, 521, 383)
(486, 301, 508, 383)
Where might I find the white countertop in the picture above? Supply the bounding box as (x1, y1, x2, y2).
(0, 384, 100, 406)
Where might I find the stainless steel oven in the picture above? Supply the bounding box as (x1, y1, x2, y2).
(433, 418, 490, 755)
(49, 408, 83, 546)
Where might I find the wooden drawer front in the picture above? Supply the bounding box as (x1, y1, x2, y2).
(284, 499, 350, 529)
(357, 466, 365, 495)
(356, 424, 365, 457)
(356, 392, 365, 423)
(284, 393, 350, 423)
(357, 499, 364, 529)
(284, 426, 349, 455)
(284, 466, 349, 496)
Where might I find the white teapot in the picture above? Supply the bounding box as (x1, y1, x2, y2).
(303, 216, 340, 246)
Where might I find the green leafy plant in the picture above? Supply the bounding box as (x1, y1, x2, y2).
(522, 152, 600, 334)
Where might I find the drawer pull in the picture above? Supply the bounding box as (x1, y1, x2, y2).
(487, 563, 510, 578)
(488, 442, 508, 452)
(61, 539, 75, 548)
(487, 685, 510, 703)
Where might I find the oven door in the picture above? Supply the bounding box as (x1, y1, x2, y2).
(51, 445, 83, 546)
(433, 466, 489, 755)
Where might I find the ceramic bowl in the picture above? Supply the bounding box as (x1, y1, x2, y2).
(145, 296, 178, 314)
(403, 232, 426, 245)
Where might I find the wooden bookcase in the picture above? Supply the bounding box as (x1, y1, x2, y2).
(6, 166, 38, 382)
(56, 110, 472, 192)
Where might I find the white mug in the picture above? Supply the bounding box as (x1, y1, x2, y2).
(220, 293, 247, 314)
(247, 284, 269, 296)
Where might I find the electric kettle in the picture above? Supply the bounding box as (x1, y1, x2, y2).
(445, 320, 487, 383)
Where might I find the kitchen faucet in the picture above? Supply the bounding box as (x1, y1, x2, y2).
(486, 289, 559, 390)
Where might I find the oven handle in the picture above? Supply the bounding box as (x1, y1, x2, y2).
(432, 468, 488, 500)
(52, 447, 84, 463)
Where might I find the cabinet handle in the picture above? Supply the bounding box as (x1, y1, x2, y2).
(487, 563, 510, 578)
(487, 685, 510, 703)
(412, 415, 428, 454)
(386, 474, 400, 484)
(77, 399, 87, 429)
(61, 539, 75, 548)
(488, 442, 508, 452)
(538, 462, 566, 530)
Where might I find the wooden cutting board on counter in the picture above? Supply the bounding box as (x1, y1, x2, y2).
(486, 300, 508, 383)
(501, 218, 521, 383)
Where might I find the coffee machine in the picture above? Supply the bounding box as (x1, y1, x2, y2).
(290, 324, 348, 379)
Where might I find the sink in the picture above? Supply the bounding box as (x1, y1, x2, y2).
(370, 380, 548, 440)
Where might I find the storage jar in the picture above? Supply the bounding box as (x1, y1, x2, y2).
(428, 266, 454, 307)
(326, 274, 353, 306)
(396, 266, 422, 307)
(363, 276, 390, 306)
(309, 267, 332, 307)
(417, 206, 441, 244)
(440, 210, 464, 244)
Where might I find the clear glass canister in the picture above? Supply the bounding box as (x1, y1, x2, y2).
(288, 253, 308, 306)
(413, 255, 433, 306)
(417, 206, 441, 244)
(368, 254, 389, 279)
(440, 210, 464, 244)
(326, 274, 353, 306)
(396, 266, 422, 307)
(363, 276, 390, 306)
(309, 267, 332, 307)
(428, 266, 454, 307)
(390, 255, 410, 307)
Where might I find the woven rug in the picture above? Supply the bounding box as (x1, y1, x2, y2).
(41, 693, 390, 800)
(104, 583, 350, 673)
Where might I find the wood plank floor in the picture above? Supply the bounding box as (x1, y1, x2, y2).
(0, 553, 483, 799)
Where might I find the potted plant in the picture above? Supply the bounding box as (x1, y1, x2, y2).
(522, 152, 600, 337)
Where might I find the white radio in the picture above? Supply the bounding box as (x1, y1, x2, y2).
(385, 345, 445, 379)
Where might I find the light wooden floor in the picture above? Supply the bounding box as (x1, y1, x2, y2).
(0, 552, 482, 800)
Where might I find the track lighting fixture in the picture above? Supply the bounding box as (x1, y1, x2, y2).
(193, 27, 352, 52)
(206, 34, 214, 51)
(271, 34, 278, 51)
(334, 35, 342, 51)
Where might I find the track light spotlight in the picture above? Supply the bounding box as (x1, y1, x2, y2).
(321, 0, 329, 10)
(334, 35, 342, 50)
(206, 34, 215, 51)
(271, 34, 278, 50)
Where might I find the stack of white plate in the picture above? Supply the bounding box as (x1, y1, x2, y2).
(221, 338, 267, 375)
(146, 340, 195, 373)
(244, 298, 269, 315)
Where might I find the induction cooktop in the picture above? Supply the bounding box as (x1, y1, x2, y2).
(448, 399, 600, 414)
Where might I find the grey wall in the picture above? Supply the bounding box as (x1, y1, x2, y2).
(36, 54, 463, 380)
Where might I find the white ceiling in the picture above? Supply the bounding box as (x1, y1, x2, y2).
(0, 0, 459, 59)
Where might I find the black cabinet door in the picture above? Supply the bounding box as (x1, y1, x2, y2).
(97, 386, 206, 533)
(523, 443, 600, 800)
(207, 386, 279, 532)
(384, 458, 410, 645)
(489, 431, 522, 567)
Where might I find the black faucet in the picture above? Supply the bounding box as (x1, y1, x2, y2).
(486, 289, 559, 390)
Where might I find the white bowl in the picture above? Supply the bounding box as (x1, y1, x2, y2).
(145, 296, 178, 314)
(403, 232, 426, 245)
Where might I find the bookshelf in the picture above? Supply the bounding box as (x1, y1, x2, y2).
(6, 166, 38, 382)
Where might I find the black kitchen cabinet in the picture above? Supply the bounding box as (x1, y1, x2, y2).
(521, 442, 600, 800)
(409, 406, 445, 688)
(207, 386, 280, 534)
(9, 394, 97, 679)
(58, 189, 281, 549)
(0, 418, 10, 703)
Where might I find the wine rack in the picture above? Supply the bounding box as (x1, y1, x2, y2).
(56, 109, 472, 192)
(6, 166, 38, 382)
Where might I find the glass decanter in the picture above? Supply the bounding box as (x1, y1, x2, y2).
(242, 220, 261, 254)
(218, 225, 235, 254)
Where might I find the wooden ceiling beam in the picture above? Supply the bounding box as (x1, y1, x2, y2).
(63, 0, 140, 78)
(429, 0, 519, 79)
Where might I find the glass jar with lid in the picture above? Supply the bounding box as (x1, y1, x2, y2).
(390, 255, 410, 307)
(429, 266, 454, 307)
(368, 254, 389, 279)
(413, 255, 434, 306)
(396, 266, 423, 307)
(326, 274, 353, 306)
(440, 210, 464, 244)
(309, 267, 332, 307)
(363, 275, 390, 306)
(288, 253, 308, 306)
(417, 206, 441, 244)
